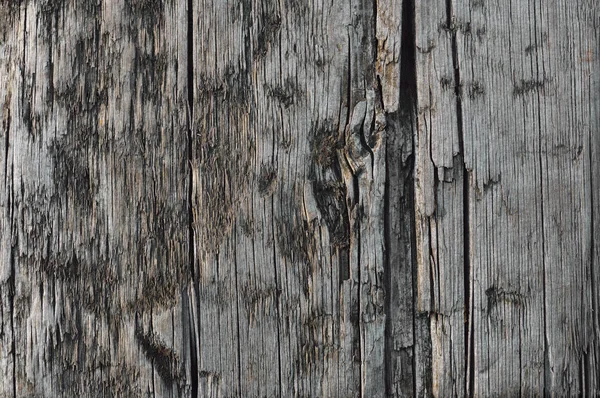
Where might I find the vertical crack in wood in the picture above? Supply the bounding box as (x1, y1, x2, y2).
(9, 232, 15, 398)
(150, 310, 157, 396)
(271, 198, 283, 397)
(232, 230, 242, 397)
(410, 156, 419, 398)
(445, 0, 473, 395)
(429, 169, 439, 316)
(186, 0, 198, 395)
(463, 133, 473, 398)
(9, 7, 25, 397)
(380, 0, 418, 393)
(2, 104, 8, 186)
(383, 120, 393, 397)
(238, 2, 253, 395)
(588, 126, 596, 396)
(188, 292, 199, 398)
(528, 1, 550, 393)
(379, 0, 418, 393)
(2, 97, 10, 398)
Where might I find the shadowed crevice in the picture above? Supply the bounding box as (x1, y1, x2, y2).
(382, 0, 417, 394)
(444, 0, 473, 395)
(186, 0, 198, 395)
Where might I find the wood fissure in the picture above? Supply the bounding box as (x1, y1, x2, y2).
(589, 128, 597, 392)
(529, 4, 551, 394)
(381, 0, 416, 393)
(0, 0, 598, 396)
(445, 0, 474, 394)
(186, 0, 198, 396)
(10, 238, 16, 398)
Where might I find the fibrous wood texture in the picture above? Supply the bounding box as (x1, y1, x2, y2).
(0, 0, 598, 397)
(0, 0, 189, 396)
(189, 0, 393, 395)
(415, 0, 599, 396)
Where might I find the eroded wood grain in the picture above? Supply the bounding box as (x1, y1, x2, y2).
(189, 0, 398, 396)
(415, 0, 600, 395)
(1, 0, 598, 396)
(0, 0, 189, 396)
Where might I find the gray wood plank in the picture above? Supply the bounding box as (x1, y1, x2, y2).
(0, 1, 189, 396)
(455, 2, 545, 393)
(414, 0, 467, 396)
(189, 0, 396, 396)
(415, 0, 600, 395)
(456, 0, 599, 394)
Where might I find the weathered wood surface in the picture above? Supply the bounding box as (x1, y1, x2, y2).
(189, 0, 393, 395)
(0, 0, 598, 397)
(415, 0, 599, 396)
(0, 0, 190, 396)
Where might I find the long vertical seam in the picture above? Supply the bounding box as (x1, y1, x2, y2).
(186, 0, 199, 396)
(380, 0, 419, 395)
(530, 0, 550, 394)
(379, 0, 391, 394)
(239, 0, 253, 395)
(582, 6, 596, 394)
(587, 70, 595, 397)
(444, 0, 473, 395)
(11, 4, 28, 397)
(274, 12, 283, 394)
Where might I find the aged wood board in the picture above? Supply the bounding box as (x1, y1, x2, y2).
(0, 0, 597, 396)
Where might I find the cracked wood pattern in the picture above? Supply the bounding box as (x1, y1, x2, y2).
(0, 0, 598, 397)
(415, 0, 599, 396)
(0, 0, 189, 396)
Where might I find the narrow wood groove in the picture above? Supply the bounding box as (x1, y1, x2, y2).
(383, 128, 393, 397)
(8, 31, 16, 391)
(410, 162, 418, 398)
(589, 129, 597, 374)
(271, 198, 283, 397)
(402, 2, 419, 385)
(445, 0, 474, 394)
(529, 2, 550, 393)
(585, 32, 597, 398)
(232, 236, 242, 397)
(2, 106, 8, 186)
(10, 243, 15, 398)
(186, 0, 198, 396)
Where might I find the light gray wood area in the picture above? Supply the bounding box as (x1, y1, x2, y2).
(415, 0, 599, 396)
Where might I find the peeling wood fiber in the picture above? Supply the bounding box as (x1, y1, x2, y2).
(0, 0, 598, 397)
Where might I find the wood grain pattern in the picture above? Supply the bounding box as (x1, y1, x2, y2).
(415, 0, 599, 396)
(189, 0, 392, 395)
(0, 0, 598, 396)
(0, 0, 189, 396)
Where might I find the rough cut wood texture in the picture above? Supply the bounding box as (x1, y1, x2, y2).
(0, 0, 190, 396)
(0, 0, 598, 397)
(415, 0, 599, 396)
(189, 0, 395, 395)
